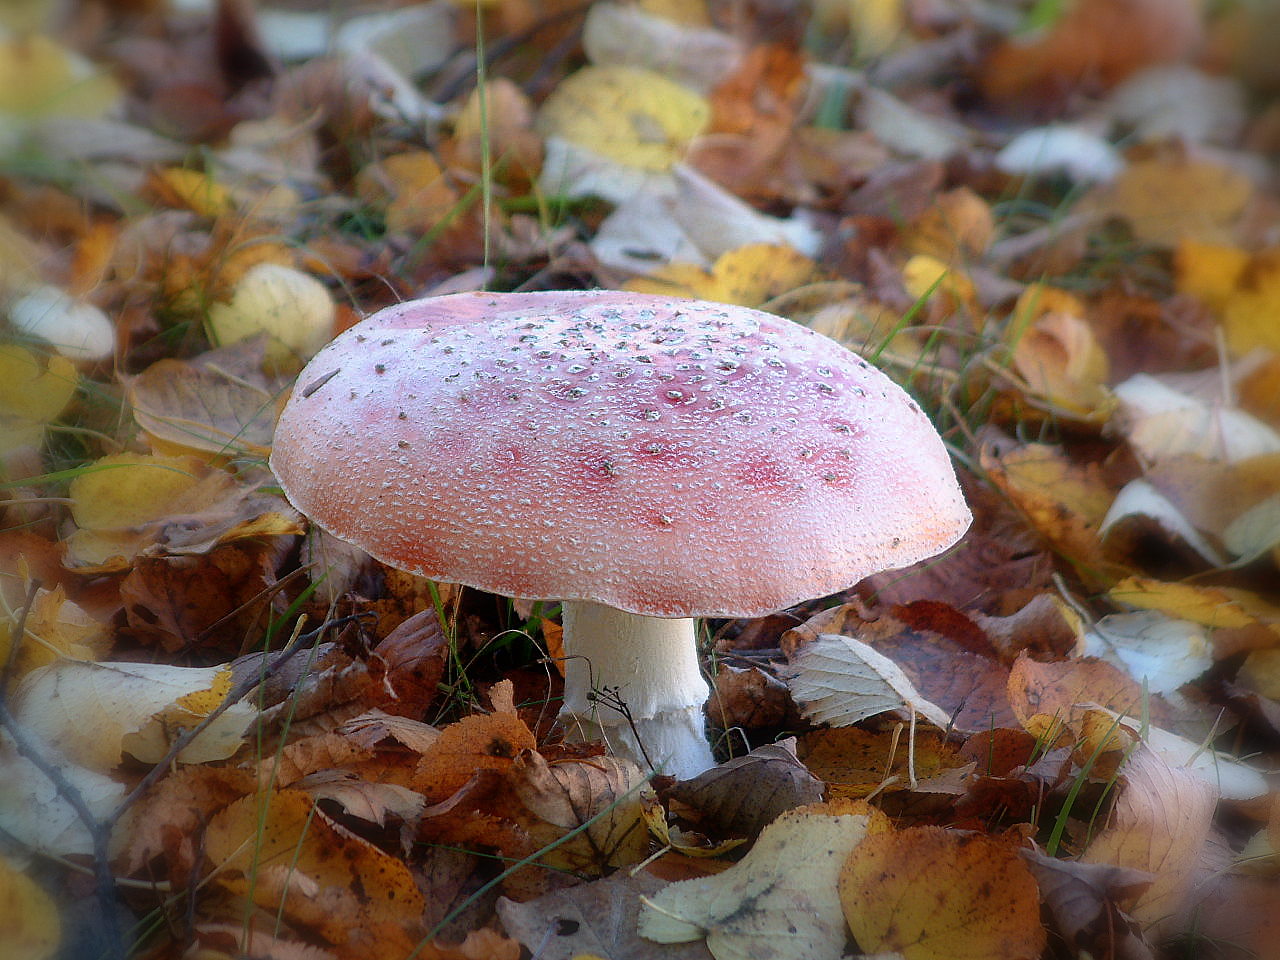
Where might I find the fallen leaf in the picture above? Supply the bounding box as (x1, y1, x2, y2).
(785, 632, 953, 730)
(498, 869, 714, 960)
(980, 0, 1202, 101)
(1114, 373, 1280, 465)
(0, 584, 110, 684)
(11, 660, 255, 768)
(127, 339, 290, 459)
(0, 345, 77, 450)
(667, 739, 823, 838)
(205, 788, 426, 949)
(798, 725, 972, 800)
(639, 799, 886, 960)
(980, 436, 1120, 587)
(412, 704, 537, 802)
(0, 856, 60, 960)
(1083, 154, 1254, 247)
(1080, 745, 1217, 937)
(537, 65, 710, 173)
(1019, 850, 1154, 960)
(0, 730, 125, 858)
(623, 242, 821, 308)
(840, 825, 1046, 960)
(511, 749, 650, 874)
(1082, 611, 1213, 696)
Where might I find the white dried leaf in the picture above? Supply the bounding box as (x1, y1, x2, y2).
(0, 731, 124, 858)
(1099, 479, 1227, 566)
(1223, 495, 1280, 563)
(1107, 65, 1246, 145)
(583, 2, 741, 94)
(12, 660, 255, 770)
(1114, 373, 1280, 464)
(539, 135, 671, 205)
(639, 803, 873, 960)
(856, 86, 970, 160)
(8, 285, 114, 362)
(784, 633, 951, 729)
(996, 124, 1123, 183)
(1099, 708, 1267, 801)
(1083, 611, 1212, 696)
(672, 165, 821, 260)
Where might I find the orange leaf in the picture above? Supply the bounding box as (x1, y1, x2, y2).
(840, 825, 1046, 959)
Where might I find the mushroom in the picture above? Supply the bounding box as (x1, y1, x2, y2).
(270, 291, 970, 779)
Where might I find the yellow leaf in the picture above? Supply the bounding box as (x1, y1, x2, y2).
(840, 826, 1046, 960)
(205, 788, 426, 943)
(0, 857, 60, 960)
(1219, 249, 1280, 355)
(1085, 156, 1253, 247)
(1174, 239, 1249, 311)
(1109, 577, 1280, 632)
(0, 585, 110, 683)
(0, 345, 77, 449)
(356, 151, 461, 235)
(0, 34, 119, 118)
(625, 243, 820, 307)
(1012, 311, 1113, 418)
(537, 65, 709, 172)
(68, 453, 207, 531)
(149, 167, 234, 218)
(901, 254, 979, 315)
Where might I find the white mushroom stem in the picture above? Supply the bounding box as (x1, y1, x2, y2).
(558, 599, 716, 780)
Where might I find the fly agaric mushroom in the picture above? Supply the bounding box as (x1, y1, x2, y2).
(270, 291, 970, 779)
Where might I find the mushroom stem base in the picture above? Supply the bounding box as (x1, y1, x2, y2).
(559, 600, 715, 779)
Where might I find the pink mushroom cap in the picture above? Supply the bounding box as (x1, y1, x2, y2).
(270, 290, 971, 618)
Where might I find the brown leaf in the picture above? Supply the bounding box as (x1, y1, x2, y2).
(510, 749, 650, 875)
(412, 709, 537, 802)
(798, 726, 971, 801)
(1021, 850, 1155, 960)
(127, 340, 290, 459)
(121, 539, 289, 651)
(668, 739, 824, 838)
(708, 663, 797, 730)
(980, 0, 1202, 102)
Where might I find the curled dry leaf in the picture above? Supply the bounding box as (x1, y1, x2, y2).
(0, 584, 111, 684)
(667, 739, 824, 839)
(639, 799, 888, 960)
(512, 749, 650, 874)
(1020, 850, 1155, 960)
(839, 825, 1046, 960)
(63, 452, 302, 572)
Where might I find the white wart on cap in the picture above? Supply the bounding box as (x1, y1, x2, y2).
(271, 290, 971, 778)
